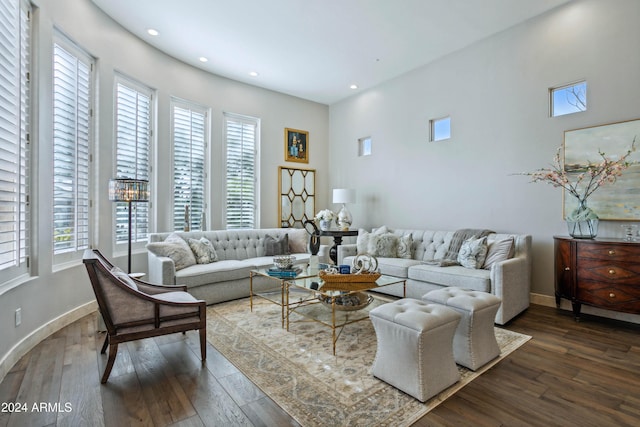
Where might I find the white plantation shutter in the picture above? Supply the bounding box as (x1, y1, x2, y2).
(115, 78, 151, 243)
(225, 113, 259, 229)
(0, 0, 30, 277)
(172, 102, 207, 231)
(52, 38, 93, 257)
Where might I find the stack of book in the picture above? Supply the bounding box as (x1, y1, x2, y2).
(267, 266, 302, 278)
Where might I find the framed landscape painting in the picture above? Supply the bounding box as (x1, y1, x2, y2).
(563, 118, 640, 220)
(284, 128, 309, 163)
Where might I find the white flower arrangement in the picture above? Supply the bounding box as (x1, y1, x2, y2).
(315, 209, 335, 222)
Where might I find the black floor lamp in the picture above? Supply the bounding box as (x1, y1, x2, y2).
(108, 178, 149, 273)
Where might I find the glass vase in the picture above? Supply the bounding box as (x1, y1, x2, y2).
(566, 199, 599, 239)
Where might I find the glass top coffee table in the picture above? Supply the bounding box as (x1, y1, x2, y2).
(285, 274, 406, 355)
(249, 267, 320, 328)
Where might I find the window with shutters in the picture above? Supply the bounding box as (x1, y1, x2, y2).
(0, 0, 30, 282)
(115, 75, 152, 244)
(52, 34, 94, 261)
(225, 113, 259, 229)
(172, 100, 208, 231)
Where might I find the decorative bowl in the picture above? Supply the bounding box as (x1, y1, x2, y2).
(273, 255, 296, 269)
(319, 292, 373, 311)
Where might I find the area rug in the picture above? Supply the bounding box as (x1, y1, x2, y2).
(206, 297, 531, 427)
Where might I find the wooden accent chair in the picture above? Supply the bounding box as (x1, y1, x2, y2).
(83, 249, 207, 384)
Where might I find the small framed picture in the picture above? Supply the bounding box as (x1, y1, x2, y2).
(284, 128, 309, 163)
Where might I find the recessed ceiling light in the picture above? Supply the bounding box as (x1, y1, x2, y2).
(199, 57, 208, 63)
(350, 84, 359, 90)
(249, 71, 259, 77)
(147, 28, 159, 36)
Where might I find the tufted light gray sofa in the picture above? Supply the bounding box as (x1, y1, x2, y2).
(338, 228, 532, 325)
(147, 229, 322, 305)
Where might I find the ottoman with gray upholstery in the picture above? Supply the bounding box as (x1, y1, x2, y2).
(369, 298, 461, 402)
(422, 287, 501, 371)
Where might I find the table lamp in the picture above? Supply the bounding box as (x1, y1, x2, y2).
(333, 188, 355, 230)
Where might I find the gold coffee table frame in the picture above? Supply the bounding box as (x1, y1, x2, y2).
(285, 275, 406, 355)
(249, 267, 319, 328)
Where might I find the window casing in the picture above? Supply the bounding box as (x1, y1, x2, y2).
(225, 113, 259, 229)
(114, 75, 152, 245)
(0, 0, 30, 281)
(52, 35, 94, 262)
(172, 100, 208, 231)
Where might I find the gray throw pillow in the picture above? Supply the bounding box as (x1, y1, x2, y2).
(265, 234, 289, 256)
(287, 228, 308, 253)
(111, 266, 138, 290)
(483, 237, 515, 269)
(146, 233, 196, 271)
(457, 236, 488, 269)
(188, 237, 218, 264)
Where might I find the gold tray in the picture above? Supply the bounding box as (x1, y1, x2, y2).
(318, 270, 381, 284)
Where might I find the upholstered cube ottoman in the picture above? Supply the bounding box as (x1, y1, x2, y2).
(422, 287, 501, 371)
(369, 298, 461, 402)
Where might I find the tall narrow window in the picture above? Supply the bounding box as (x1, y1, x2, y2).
(0, 0, 30, 280)
(115, 76, 152, 244)
(52, 36, 93, 259)
(172, 100, 207, 231)
(225, 113, 259, 229)
(430, 116, 451, 142)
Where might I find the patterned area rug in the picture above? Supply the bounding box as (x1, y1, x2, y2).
(206, 296, 531, 427)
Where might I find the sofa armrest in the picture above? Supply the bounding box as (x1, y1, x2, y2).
(338, 244, 357, 265)
(490, 255, 531, 325)
(147, 252, 176, 285)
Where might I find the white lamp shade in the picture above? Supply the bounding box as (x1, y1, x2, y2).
(333, 188, 355, 204)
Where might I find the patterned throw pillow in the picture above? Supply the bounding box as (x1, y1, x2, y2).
(367, 233, 400, 258)
(457, 236, 488, 269)
(265, 234, 289, 256)
(146, 233, 197, 271)
(188, 237, 218, 264)
(397, 234, 413, 259)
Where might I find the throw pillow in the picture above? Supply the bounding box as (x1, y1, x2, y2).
(457, 236, 488, 269)
(265, 234, 289, 256)
(188, 237, 218, 264)
(367, 232, 400, 258)
(483, 237, 515, 270)
(397, 234, 413, 259)
(146, 233, 196, 271)
(287, 228, 308, 253)
(111, 266, 138, 290)
(356, 229, 371, 254)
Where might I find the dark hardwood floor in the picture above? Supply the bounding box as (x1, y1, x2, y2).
(1, 303, 638, 426)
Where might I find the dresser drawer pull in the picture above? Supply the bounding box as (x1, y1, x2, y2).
(564, 267, 570, 271)
(608, 250, 616, 255)
(609, 293, 616, 298)
(608, 269, 616, 275)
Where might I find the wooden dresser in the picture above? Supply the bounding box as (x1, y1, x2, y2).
(554, 236, 640, 319)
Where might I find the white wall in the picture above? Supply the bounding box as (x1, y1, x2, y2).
(328, 0, 640, 315)
(0, 0, 329, 376)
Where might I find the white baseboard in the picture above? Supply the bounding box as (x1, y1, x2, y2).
(531, 292, 640, 324)
(0, 301, 98, 384)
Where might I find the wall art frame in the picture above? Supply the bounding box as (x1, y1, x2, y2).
(284, 128, 309, 163)
(563, 118, 640, 220)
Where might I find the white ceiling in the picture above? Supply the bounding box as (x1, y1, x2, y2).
(91, 0, 570, 105)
